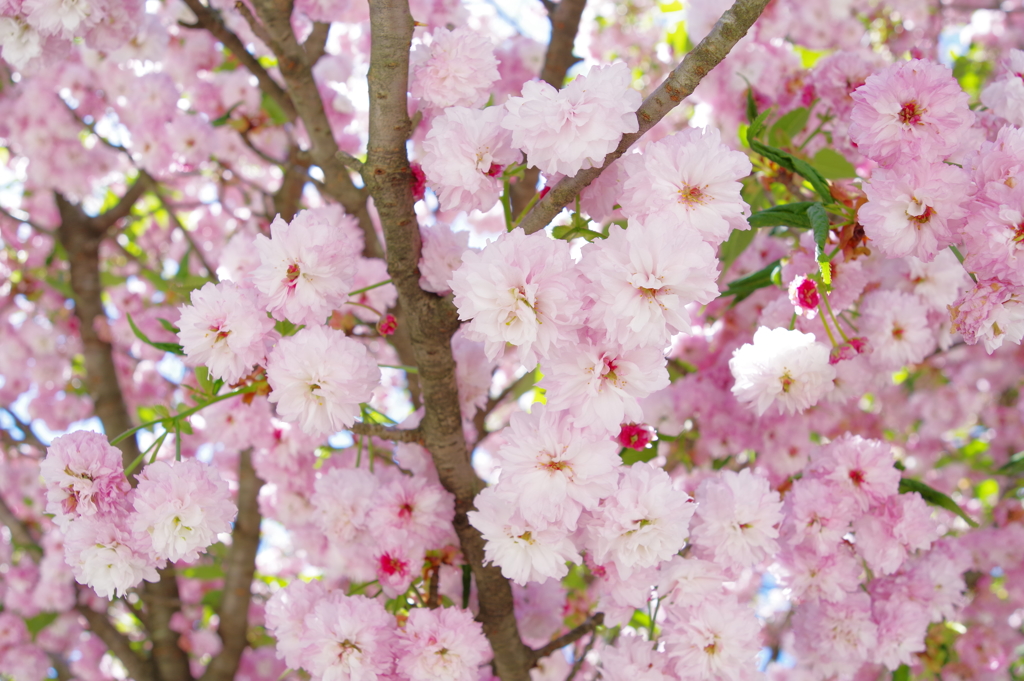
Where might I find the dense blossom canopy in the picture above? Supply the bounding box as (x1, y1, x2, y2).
(1, 1, 1024, 681)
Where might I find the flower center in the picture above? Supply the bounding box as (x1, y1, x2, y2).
(678, 184, 706, 206)
(284, 263, 301, 286)
(898, 100, 925, 126)
(780, 371, 794, 393)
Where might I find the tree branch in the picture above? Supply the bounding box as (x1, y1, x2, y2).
(76, 598, 158, 681)
(0, 491, 39, 554)
(361, 1, 532, 679)
(518, 0, 772, 234)
(510, 0, 587, 217)
(55, 191, 193, 681)
(93, 172, 150, 232)
(148, 181, 219, 281)
(201, 449, 263, 681)
(249, 0, 383, 257)
(179, 0, 299, 122)
(529, 612, 603, 664)
(304, 21, 330, 65)
(1, 406, 48, 452)
(350, 422, 423, 443)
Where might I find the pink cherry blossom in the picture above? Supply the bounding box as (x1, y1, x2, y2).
(450, 228, 581, 367)
(949, 278, 1024, 353)
(849, 59, 974, 165)
(493, 404, 619, 531)
(411, 26, 500, 110)
(501, 62, 641, 176)
(662, 593, 762, 681)
(729, 326, 836, 416)
(582, 463, 695, 578)
(396, 606, 490, 681)
(467, 486, 581, 586)
(39, 431, 131, 531)
(131, 459, 237, 564)
(252, 207, 358, 326)
(422, 105, 522, 214)
(543, 335, 669, 432)
(63, 512, 160, 599)
(690, 468, 783, 570)
(807, 434, 901, 511)
(580, 216, 720, 349)
(302, 592, 396, 680)
(860, 160, 970, 262)
(177, 281, 274, 384)
(618, 126, 752, 246)
(266, 325, 381, 437)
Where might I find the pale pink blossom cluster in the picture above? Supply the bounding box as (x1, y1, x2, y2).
(310, 462, 456, 595)
(502, 62, 641, 176)
(266, 580, 490, 681)
(177, 206, 388, 438)
(411, 27, 500, 110)
(41, 432, 235, 598)
(775, 434, 951, 675)
(0, 0, 143, 69)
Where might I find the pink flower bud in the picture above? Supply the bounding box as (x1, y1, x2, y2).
(789, 276, 820, 316)
(410, 163, 426, 201)
(377, 314, 398, 336)
(616, 423, 655, 450)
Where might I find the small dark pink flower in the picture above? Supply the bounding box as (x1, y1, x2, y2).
(377, 314, 398, 336)
(616, 422, 655, 450)
(410, 163, 426, 201)
(789, 276, 820, 316)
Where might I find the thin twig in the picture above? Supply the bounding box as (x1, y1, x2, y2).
(350, 422, 424, 443)
(530, 612, 604, 663)
(0, 492, 39, 554)
(0, 202, 53, 235)
(234, 0, 278, 53)
(76, 596, 158, 681)
(0, 406, 48, 451)
(179, 0, 298, 121)
(149, 182, 219, 281)
(564, 628, 599, 681)
(304, 21, 330, 65)
(336, 149, 365, 172)
(518, 0, 773, 234)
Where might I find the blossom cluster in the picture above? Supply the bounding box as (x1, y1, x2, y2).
(40, 431, 235, 598)
(266, 580, 490, 681)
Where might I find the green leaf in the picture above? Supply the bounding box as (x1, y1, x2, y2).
(195, 366, 214, 396)
(261, 91, 289, 126)
(812, 148, 857, 179)
(551, 223, 606, 242)
(157, 317, 180, 334)
(718, 226, 757, 276)
(25, 612, 58, 637)
(126, 314, 185, 356)
(997, 450, 1024, 477)
(722, 259, 782, 304)
(628, 609, 651, 631)
(461, 564, 472, 609)
(898, 478, 978, 528)
(747, 202, 820, 230)
(620, 446, 657, 465)
(807, 202, 830, 263)
(770, 107, 809, 147)
(210, 102, 242, 127)
(751, 139, 832, 203)
(201, 589, 223, 610)
(745, 87, 759, 126)
(892, 664, 910, 681)
(747, 108, 772, 144)
(180, 565, 225, 580)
